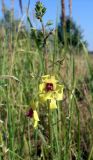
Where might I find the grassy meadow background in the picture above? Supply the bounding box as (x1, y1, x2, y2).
(0, 0, 93, 160)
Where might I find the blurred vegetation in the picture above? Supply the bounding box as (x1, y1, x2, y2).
(58, 16, 88, 49)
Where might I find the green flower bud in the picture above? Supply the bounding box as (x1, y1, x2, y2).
(35, 1, 46, 21)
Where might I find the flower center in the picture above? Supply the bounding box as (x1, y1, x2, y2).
(46, 83, 53, 92)
(26, 108, 33, 118)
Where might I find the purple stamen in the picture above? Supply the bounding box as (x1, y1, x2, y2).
(46, 83, 53, 92)
(26, 108, 33, 118)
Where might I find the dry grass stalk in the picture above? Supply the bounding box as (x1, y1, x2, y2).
(61, 0, 66, 28)
(69, 0, 72, 18)
(1, 0, 5, 15)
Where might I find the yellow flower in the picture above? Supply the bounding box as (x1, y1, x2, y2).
(39, 75, 64, 109)
(26, 108, 39, 128)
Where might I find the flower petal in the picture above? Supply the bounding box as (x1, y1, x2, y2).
(45, 92, 53, 100)
(56, 85, 64, 100)
(34, 120, 38, 128)
(56, 92, 62, 100)
(51, 76, 58, 83)
(39, 83, 45, 92)
(33, 110, 39, 128)
(39, 92, 53, 101)
(33, 110, 39, 121)
(57, 84, 64, 91)
(42, 75, 50, 79)
(50, 99, 57, 109)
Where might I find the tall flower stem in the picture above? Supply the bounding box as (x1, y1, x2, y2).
(41, 20, 48, 74)
(47, 102, 53, 159)
(57, 102, 63, 159)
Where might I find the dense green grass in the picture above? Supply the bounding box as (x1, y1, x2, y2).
(0, 13, 93, 160)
